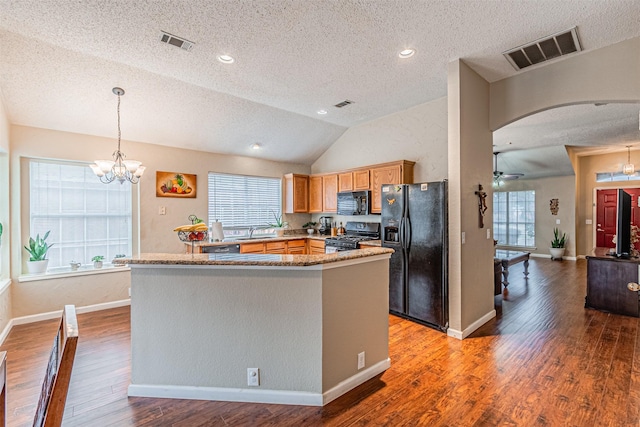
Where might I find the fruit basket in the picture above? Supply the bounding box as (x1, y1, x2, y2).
(175, 215, 208, 253)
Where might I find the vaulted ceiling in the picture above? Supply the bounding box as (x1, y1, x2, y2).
(1, 1, 639, 172)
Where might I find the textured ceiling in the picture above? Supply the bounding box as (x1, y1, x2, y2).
(1, 0, 640, 167)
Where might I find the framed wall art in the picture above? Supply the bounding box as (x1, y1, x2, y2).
(156, 171, 197, 198)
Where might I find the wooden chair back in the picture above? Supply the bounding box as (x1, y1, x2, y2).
(32, 305, 79, 427)
(0, 351, 6, 426)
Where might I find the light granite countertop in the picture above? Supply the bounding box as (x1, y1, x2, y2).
(114, 247, 393, 267)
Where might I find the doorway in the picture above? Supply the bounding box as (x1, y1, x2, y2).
(596, 188, 640, 248)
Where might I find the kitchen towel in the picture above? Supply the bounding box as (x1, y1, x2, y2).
(211, 221, 224, 241)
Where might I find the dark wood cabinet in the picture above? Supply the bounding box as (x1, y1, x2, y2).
(586, 255, 640, 317)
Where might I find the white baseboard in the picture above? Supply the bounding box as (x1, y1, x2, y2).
(447, 309, 496, 340)
(0, 299, 131, 345)
(129, 358, 391, 407)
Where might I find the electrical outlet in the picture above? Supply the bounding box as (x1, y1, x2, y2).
(247, 368, 260, 386)
(461, 232, 466, 244)
(357, 352, 365, 370)
(556, 219, 561, 224)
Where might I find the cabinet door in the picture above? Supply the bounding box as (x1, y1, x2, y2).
(287, 239, 306, 254)
(309, 176, 323, 213)
(308, 239, 325, 254)
(353, 170, 370, 191)
(338, 172, 353, 192)
(240, 242, 265, 253)
(323, 175, 338, 213)
(586, 258, 639, 317)
(265, 241, 287, 254)
(371, 165, 401, 214)
(284, 174, 308, 214)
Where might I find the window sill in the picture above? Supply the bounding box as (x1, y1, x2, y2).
(18, 265, 131, 283)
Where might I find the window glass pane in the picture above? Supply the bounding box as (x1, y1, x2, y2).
(208, 173, 282, 235)
(493, 190, 536, 248)
(29, 160, 132, 269)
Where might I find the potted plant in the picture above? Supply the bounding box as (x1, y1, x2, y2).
(92, 255, 105, 269)
(268, 211, 289, 237)
(303, 221, 318, 235)
(24, 231, 53, 274)
(550, 227, 566, 260)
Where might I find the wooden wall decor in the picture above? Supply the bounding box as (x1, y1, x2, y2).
(474, 184, 488, 228)
(550, 198, 559, 215)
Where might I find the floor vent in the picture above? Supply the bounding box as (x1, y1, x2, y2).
(334, 100, 354, 108)
(503, 27, 581, 70)
(159, 31, 194, 51)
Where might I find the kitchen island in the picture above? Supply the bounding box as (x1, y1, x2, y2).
(116, 247, 393, 406)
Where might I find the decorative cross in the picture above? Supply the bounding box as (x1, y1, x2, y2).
(474, 184, 488, 228)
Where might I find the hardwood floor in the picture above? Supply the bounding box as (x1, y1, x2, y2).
(2, 258, 639, 426)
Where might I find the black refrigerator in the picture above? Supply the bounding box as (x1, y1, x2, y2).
(381, 181, 448, 331)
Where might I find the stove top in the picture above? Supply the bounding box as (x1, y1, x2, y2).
(325, 222, 380, 249)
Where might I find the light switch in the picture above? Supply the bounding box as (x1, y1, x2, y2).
(486, 229, 491, 239)
(586, 219, 593, 225)
(159, 206, 166, 215)
(461, 232, 466, 244)
(556, 219, 561, 225)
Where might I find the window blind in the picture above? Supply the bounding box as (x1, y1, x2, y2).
(208, 173, 282, 228)
(29, 160, 132, 268)
(493, 190, 535, 247)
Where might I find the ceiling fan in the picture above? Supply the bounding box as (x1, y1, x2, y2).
(493, 152, 524, 187)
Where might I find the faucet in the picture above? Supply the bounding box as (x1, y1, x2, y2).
(249, 226, 256, 239)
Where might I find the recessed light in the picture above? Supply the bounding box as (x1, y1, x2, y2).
(399, 48, 415, 59)
(317, 109, 327, 115)
(251, 143, 261, 150)
(217, 54, 235, 64)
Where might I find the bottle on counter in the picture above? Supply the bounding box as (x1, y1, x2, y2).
(331, 223, 337, 236)
(338, 222, 345, 235)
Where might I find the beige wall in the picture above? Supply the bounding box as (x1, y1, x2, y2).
(576, 150, 640, 256)
(8, 125, 310, 316)
(0, 92, 12, 332)
(448, 60, 495, 336)
(491, 37, 640, 130)
(311, 97, 448, 182)
(497, 175, 576, 258)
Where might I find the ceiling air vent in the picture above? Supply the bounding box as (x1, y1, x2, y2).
(334, 100, 354, 108)
(159, 31, 194, 51)
(503, 27, 581, 71)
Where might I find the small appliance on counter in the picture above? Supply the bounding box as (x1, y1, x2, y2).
(318, 216, 333, 235)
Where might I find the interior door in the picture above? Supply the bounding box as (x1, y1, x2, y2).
(596, 188, 640, 249)
(596, 189, 617, 248)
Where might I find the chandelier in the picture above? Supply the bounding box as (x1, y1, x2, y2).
(90, 87, 145, 184)
(623, 145, 635, 175)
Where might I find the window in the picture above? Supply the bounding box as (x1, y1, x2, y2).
(208, 173, 282, 237)
(29, 160, 132, 269)
(493, 190, 535, 247)
(596, 172, 640, 182)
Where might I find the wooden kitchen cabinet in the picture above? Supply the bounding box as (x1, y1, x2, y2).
(309, 175, 323, 213)
(240, 242, 265, 254)
(308, 239, 325, 255)
(323, 174, 338, 212)
(338, 172, 353, 192)
(353, 170, 370, 191)
(265, 241, 286, 254)
(287, 239, 306, 254)
(284, 173, 309, 214)
(370, 161, 415, 213)
(309, 174, 337, 213)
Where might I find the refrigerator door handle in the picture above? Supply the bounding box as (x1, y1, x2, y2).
(404, 218, 411, 250)
(399, 218, 406, 248)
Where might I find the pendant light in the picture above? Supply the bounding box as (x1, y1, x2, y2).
(623, 146, 634, 175)
(90, 87, 145, 184)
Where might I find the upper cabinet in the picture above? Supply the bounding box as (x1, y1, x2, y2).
(284, 174, 309, 214)
(338, 172, 353, 192)
(284, 160, 413, 214)
(370, 161, 415, 213)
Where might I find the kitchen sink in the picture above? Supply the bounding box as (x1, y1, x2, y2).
(232, 236, 276, 241)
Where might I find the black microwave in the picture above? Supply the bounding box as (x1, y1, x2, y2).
(337, 191, 370, 215)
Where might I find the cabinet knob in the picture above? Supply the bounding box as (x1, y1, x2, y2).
(627, 282, 640, 292)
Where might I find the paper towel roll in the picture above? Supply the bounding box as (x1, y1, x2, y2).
(211, 222, 224, 242)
